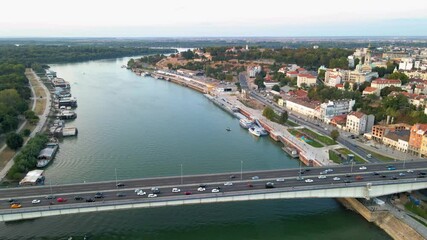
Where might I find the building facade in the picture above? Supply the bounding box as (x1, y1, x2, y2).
(346, 111, 375, 135)
(320, 99, 355, 122)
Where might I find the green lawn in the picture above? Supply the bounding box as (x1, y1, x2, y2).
(360, 148, 395, 161)
(286, 120, 299, 127)
(405, 202, 427, 220)
(336, 148, 366, 163)
(329, 150, 342, 164)
(300, 128, 337, 146)
(288, 129, 323, 148)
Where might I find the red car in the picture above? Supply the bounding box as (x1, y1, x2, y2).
(184, 191, 192, 195)
(57, 197, 67, 203)
(355, 176, 364, 180)
(247, 183, 254, 188)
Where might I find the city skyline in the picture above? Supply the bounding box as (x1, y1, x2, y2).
(1, 0, 427, 37)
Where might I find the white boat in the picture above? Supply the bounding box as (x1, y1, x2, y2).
(239, 118, 253, 129)
(249, 127, 261, 137)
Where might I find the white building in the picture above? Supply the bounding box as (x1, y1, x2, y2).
(297, 74, 317, 87)
(346, 111, 375, 135)
(285, 99, 321, 119)
(248, 66, 262, 78)
(399, 58, 413, 71)
(320, 99, 355, 122)
(348, 55, 355, 68)
(371, 78, 402, 91)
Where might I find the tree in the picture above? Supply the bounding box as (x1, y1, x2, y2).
(167, 63, 173, 69)
(272, 84, 281, 92)
(330, 130, 339, 141)
(262, 107, 275, 120)
(344, 82, 350, 91)
(181, 50, 195, 60)
(388, 72, 409, 85)
(279, 111, 288, 124)
(6, 132, 23, 150)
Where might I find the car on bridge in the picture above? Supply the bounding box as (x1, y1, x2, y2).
(116, 183, 125, 187)
(265, 182, 275, 188)
(355, 176, 364, 180)
(137, 190, 146, 196)
(197, 187, 206, 192)
(94, 192, 104, 198)
(10, 203, 21, 209)
(85, 198, 95, 202)
(333, 177, 340, 181)
(116, 193, 126, 197)
(151, 188, 160, 194)
(276, 178, 285, 182)
(172, 188, 181, 193)
(74, 196, 84, 201)
(252, 176, 259, 180)
(387, 165, 396, 170)
(31, 199, 41, 204)
(318, 175, 326, 179)
(359, 166, 367, 170)
(224, 182, 233, 186)
(45, 195, 56, 199)
(305, 179, 314, 183)
(212, 188, 220, 193)
(57, 198, 67, 203)
(148, 194, 157, 198)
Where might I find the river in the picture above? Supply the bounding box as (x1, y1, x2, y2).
(0, 56, 390, 239)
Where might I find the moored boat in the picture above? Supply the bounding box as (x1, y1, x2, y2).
(239, 118, 253, 129)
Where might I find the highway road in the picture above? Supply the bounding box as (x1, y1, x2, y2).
(1, 161, 426, 212)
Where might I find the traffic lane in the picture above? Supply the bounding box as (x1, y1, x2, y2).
(5, 167, 423, 205)
(1, 161, 426, 199)
(4, 172, 425, 212)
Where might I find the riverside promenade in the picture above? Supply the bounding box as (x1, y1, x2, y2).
(0, 69, 51, 181)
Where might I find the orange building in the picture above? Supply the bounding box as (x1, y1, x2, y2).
(371, 123, 411, 141)
(409, 124, 427, 155)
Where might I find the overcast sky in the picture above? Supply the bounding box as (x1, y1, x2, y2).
(1, 0, 426, 37)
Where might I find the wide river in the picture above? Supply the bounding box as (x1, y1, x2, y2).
(0, 56, 390, 239)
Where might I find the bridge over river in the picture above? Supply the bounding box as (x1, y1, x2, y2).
(1, 161, 427, 221)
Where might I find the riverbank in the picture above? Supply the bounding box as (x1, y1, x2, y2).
(0, 69, 51, 182)
(134, 67, 427, 240)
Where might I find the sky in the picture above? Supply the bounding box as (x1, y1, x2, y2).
(1, 0, 427, 37)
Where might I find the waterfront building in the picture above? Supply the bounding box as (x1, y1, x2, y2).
(345, 111, 375, 135)
(285, 98, 321, 119)
(320, 99, 355, 123)
(330, 114, 347, 129)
